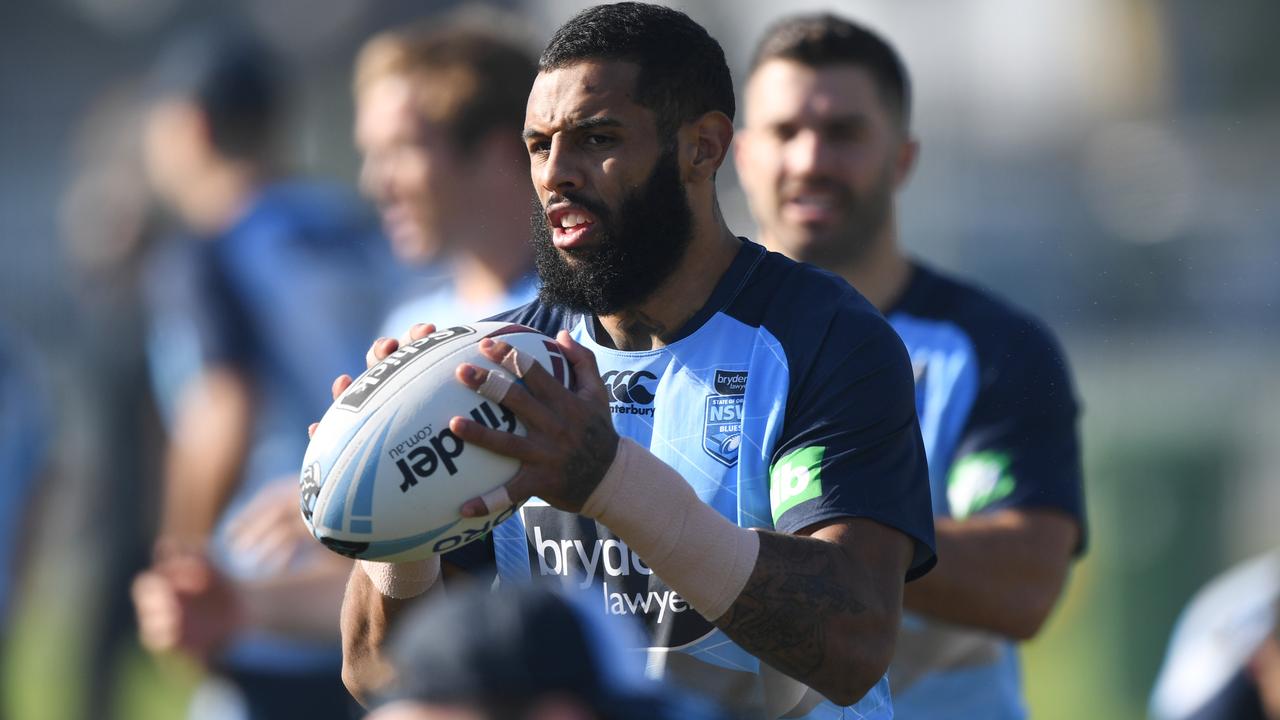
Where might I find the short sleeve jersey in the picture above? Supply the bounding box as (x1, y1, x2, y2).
(462, 240, 935, 719)
(144, 180, 394, 673)
(885, 263, 1085, 719)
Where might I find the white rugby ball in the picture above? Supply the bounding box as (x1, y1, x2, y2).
(299, 322, 571, 562)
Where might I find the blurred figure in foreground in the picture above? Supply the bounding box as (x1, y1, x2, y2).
(367, 584, 732, 720)
(1150, 549, 1280, 720)
(735, 15, 1086, 718)
(352, 15, 539, 334)
(130, 27, 388, 719)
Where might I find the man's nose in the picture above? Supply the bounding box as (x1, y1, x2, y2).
(784, 129, 830, 178)
(358, 155, 387, 201)
(536, 137, 585, 195)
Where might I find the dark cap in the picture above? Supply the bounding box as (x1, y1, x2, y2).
(379, 583, 732, 720)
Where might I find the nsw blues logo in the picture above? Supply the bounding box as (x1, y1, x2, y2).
(703, 369, 748, 467)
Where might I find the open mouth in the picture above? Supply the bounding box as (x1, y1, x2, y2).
(782, 189, 844, 224)
(546, 204, 598, 249)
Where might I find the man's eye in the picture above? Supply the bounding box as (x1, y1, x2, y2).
(528, 140, 551, 155)
(825, 124, 859, 142)
(585, 134, 614, 146)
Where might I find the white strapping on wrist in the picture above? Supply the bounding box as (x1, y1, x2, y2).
(358, 555, 441, 600)
(581, 437, 760, 621)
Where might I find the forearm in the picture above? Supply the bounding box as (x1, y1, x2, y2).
(714, 528, 902, 706)
(903, 509, 1077, 640)
(340, 559, 442, 707)
(159, 368, 253, 544)
(582, 440, 906, 705)
(240, 555, 352, 641)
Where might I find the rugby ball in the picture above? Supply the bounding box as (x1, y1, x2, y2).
(299, 322, 571, 562)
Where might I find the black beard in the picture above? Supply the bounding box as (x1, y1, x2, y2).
(531, 148, 693, 316)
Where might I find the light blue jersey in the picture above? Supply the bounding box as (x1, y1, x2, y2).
(884, 263, 1085, 719)
(145, 180, 393, 676)
(464, 240, 937, 719)
(380, 271, 540, 339)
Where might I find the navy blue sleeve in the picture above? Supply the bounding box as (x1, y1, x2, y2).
(143, 237, 251, 402)
(946, 320, 1086, 551)
(770, 308, 937, 581)
(217, 216, 387, 419)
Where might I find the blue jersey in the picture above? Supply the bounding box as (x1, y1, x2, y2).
(461, 240, 935, 719)
(885, 263, 1085, 719)
(380, 270, 540, 339)
(145, 180, 394, 674)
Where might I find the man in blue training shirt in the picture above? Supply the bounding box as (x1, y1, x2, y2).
(735, 14, 1086, 718)
(132, 28, 388, 720)
(351, 18, 541, 337)
(335, 5, 935, 719)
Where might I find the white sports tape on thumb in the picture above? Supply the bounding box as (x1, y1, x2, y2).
(581, 438, 759, 621)
(476, 370, 515, 404)
(358, 556, 440, 600)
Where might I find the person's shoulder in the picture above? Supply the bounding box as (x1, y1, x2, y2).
(726, 247, 905, 390)
(256, 179, 362, 217)
(232, 179, 375, 245)
(485, 298, 579, 337)
(903, 262, 1071, 369)
(728, 246, 886, 344)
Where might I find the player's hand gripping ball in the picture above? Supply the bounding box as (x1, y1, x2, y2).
(300, 322, 572, 562)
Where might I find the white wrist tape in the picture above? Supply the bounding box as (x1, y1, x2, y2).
(581, 438, 760, 621)
(358, 555, 441, 600)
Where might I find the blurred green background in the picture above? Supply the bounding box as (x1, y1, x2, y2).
(2, 1, 1277, 718)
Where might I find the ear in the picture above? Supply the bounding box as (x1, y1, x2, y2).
(894, 136, 920, 190)
(682, 110, 735, 184)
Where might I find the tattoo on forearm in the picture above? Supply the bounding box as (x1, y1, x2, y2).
(714, 532, 867, 683)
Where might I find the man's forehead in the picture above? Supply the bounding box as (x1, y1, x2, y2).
(525, 59, 646, 130)
(745, 59, 884, 123)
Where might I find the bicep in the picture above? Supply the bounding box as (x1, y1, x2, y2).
(800, 517, 914, 614)
(948, 324, 1086, 544)
(951, 507, 1080, 572)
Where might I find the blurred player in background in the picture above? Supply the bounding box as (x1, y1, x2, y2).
(735, 14, 1086, 718)
(130, 26, 389, 720)
(1150, 549, 1280, 720)
(366, 584, 731, 720)
(340, 4, 936, 719)
(352, 16, 539, 335)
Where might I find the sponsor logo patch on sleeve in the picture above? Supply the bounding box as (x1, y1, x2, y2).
(769, 446, 825, 525)
(946, 451, 1015, 519)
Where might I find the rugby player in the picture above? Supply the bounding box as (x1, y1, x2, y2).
(734, 15, 1086, 718)
(353, 19, 540, 335)
(334, 5, 935, 718)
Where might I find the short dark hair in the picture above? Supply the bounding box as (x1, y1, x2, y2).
(148, 27, 285, 160)
(749, 14, 912, 129)
(539, 2, 734, 141)
(354, 21, 536, 154)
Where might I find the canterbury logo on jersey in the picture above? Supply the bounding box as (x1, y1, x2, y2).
(601, 369, 657, 416)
